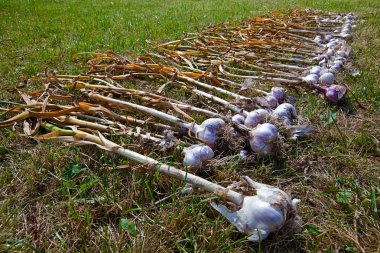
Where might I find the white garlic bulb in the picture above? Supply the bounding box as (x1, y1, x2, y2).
(264, 95, 279, 109)
(326, 40, 337, 48)
(272, 103, 297, 125)
(232, 114, 245, 124)
(329, 65, 340, 73)
(211, 176, 300, 242)
(336, 50, 347, 58)
(195, 118, 225, 147)
(324, 34, 333, 42)
(334, 60, 344, 67)
(319, 72, 335, 85)
(244, 109, 269, 128)
(183, 144, 214, 169)
(303, 74, 319, 85)
(249, 123, 278, 156)
(326, 48, 335, 57)
(310, 66, 322, 75)
(339, 32, 352, 39)
(269, 87, 285, 102)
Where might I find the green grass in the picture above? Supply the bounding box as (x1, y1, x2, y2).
(0, 0, 380, 252)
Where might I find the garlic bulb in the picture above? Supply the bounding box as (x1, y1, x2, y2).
(272, 103, 297, 125)
(334, 60, 344, 67)
(313, 35, 323, 44)
(326, 48, 335, 57)
(303, 74, 319, 85)
(244, 109, 269, 128)
(211, 176, 300, 242)
(264, 95, 279, 109)
(326, 40, 337, 48)
(324, 85, 347, 103)
(336, 50, 347, 58)
(249, 123, 278, 156)
(324, 34, 333, 42)
(195, 118, 225, 147)
(329, 65, 340, 74)
(310, 66, 322, 75)
(319, 72, 335, 85)
(269, 87, 285, 102)
(183, 144, 214, 169)
(232, 114, 245, 124)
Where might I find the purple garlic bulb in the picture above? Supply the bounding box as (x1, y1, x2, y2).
(323, 85, 347, 103)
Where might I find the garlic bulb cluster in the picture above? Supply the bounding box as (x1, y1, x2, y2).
(249, 123, 278, 156)
(272, 103, 297, 125)
(194, 118, 226, 147)
(183, 144, 215, 169)
(211, 176, 300, 242)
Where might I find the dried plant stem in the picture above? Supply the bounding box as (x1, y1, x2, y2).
(86, 92, 193, 129)
(218, 65, 302, 84)
(171, 81, 243, 114)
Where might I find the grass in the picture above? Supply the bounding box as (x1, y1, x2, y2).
(0, 0, 380, 252)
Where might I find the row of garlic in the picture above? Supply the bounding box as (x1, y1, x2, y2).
(303, 13, 356, 103)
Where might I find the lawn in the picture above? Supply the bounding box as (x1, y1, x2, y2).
(0, 0, 379, 252)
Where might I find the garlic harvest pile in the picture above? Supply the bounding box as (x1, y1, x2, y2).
(149, 10, 356, 104)
(0, 116, 300, 242)
(0, 9, 360, 243)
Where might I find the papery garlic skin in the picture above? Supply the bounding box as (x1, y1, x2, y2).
(249, 123, 278, 156)
(183, 144, 214, 169)
(211, 177, 300, 242)
(195, 118, 225, 147)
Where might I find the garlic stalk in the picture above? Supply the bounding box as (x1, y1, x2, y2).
(85, 92, 225, 147)
(38, 122, 300, 242)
